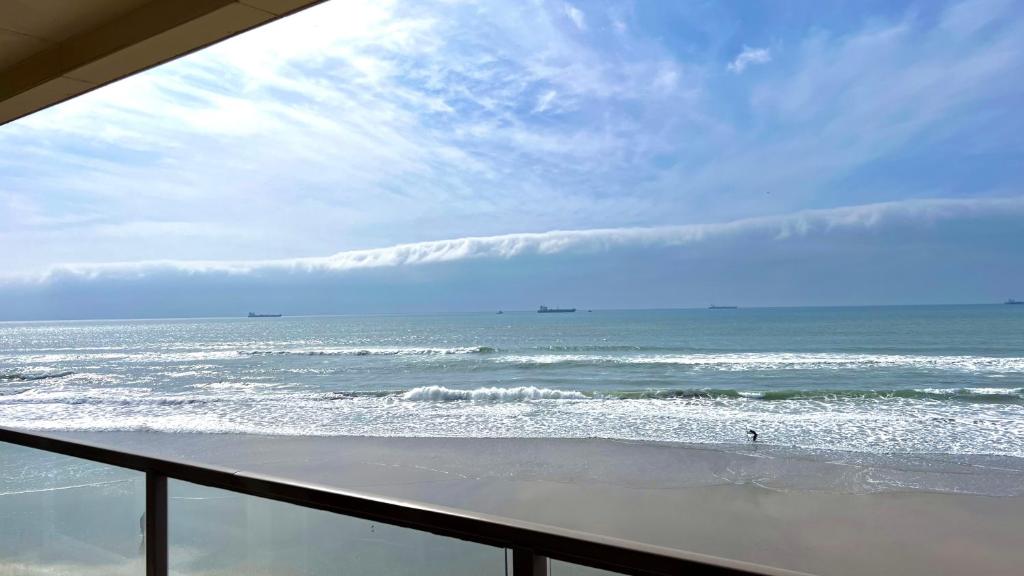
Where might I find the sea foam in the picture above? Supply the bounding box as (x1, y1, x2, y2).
(492, 352, 1024, 372)
(401, 385, 587, 402)
(242, 346, 494, 356)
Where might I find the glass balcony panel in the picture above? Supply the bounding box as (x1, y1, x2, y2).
(550, 559, 624, 575)
(169, 479, 506, 575)
(0, 441, 145, 576)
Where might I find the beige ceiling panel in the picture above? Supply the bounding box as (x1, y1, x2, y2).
(0, 46, 64, 100)
(0, 0, 151, 42)
(0, 28, 52, 70)
(68, 3, 272, 84)
(0, 0, 325, 126)
(240, 0, 323, 16)
(0, 76, 94, 124)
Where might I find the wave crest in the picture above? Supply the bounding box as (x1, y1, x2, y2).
(0, 371, 74, 381)
(401, 386, 587, 402)
(494, 353, 1024, 372)
(242, 346, 494, 357)
(609, 387, 1024, 403)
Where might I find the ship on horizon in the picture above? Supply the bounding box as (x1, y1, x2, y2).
(248, 312, 282, 317)
(1007, 299, 1023, 305)
(708, 305, 738, 309)
(538, 305, 576, 313)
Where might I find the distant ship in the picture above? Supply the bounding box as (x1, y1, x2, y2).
(538, 305, 575, 313)
(248, 312, 282, 317)
(1007, 299, 1024, 305)
(708, 305, 738, 309)
(497, 310, 504, 314)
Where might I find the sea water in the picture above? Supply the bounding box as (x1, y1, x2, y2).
(3, 306, 1024, 573)
(2, 305, 1022, 457)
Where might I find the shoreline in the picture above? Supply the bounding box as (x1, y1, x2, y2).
(14, 431, 1022, 576)
(35, 431, 1024, 496)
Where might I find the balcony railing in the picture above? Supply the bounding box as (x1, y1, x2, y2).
(0, 427, 807, 576)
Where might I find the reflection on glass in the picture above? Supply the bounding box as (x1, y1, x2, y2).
(0, 441, 144, 575)
(169, 480, 505, 575)
(550, 559, 623, 575)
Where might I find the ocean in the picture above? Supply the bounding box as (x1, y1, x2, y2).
(3, 306, 1024, 575)
(2, 305, 1023, 457)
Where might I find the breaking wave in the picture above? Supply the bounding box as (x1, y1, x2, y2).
(395, 386, 1024, 403)
(5, 385, 1021, 407)
(0, 370, 74, 381)
(241, 346, 495, 356)
(571, 387, 1020, 403)
(401, 386, 587, 402)
(493, 353, 1024, 372)
(0, 393, 213, 406)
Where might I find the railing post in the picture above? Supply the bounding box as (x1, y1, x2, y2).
(146, 471, 168, 576)
(513, 548, 549, 576)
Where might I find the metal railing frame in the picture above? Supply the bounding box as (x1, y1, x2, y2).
(0, 427, 808, 576)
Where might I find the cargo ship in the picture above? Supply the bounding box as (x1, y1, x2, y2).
(248, 312, 282, 317)
(1007, 299, 1023, 305)
(708, 305, 738, 309)
(538, 305, 575, 313)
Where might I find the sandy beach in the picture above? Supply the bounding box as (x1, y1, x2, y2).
(13, 432, 1014, 576)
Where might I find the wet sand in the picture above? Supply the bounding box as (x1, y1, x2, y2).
(20, 432, 1016, 576)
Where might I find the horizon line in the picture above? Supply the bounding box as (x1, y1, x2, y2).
(0, 302, 1017, 323)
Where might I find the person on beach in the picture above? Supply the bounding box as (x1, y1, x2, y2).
(747, 429, 758, 442)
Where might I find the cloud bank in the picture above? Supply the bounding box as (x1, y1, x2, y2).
(1, 196, 1021, 319)
(13, 196, 1021, 283)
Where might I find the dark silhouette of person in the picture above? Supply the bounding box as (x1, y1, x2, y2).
(747, 429, 758, 442)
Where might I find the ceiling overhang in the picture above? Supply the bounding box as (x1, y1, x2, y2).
(0, 0, 325, 125)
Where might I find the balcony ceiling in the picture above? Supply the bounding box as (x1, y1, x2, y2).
(0, 0, 324, 125)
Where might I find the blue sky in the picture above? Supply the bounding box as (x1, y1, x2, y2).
(1, 0, 1022, 318)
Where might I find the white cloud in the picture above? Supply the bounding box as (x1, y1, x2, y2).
(727, 46, 771, 73)
(2, 0, 1022, 282)
(564, 3, 586, 30)
(652, 63, 680, 92)
(671, 0, 1024, 219)
(533, 89, 558, 113)
(940, 0, 1013, 37)
(0, 0, 697, 274)
(15, 196, 1021, 284)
